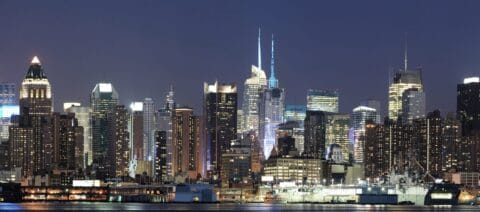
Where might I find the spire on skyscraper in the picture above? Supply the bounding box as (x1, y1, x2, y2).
(258, 27, 262, 70)
(404, 32, 408, 72)
(269, 34, 279, 88)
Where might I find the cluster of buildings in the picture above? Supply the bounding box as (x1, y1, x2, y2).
(1, 31, 480, 193)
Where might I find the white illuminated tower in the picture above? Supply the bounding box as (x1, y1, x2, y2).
(259, 34, 285, 159)
(242, 28, 267, 134)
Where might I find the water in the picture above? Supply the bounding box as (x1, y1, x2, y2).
(0, 202, 478, 211)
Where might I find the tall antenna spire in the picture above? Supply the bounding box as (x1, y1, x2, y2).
(258, 27, 262, 70)
(404, 32, 408, 71)
(269, 34, 278, 88)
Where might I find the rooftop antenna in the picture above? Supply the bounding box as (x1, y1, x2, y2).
(258, 27, 262, 70)
(404, 32, 408, 72)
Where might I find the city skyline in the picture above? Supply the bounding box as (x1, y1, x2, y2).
(2, 1, 480, 114)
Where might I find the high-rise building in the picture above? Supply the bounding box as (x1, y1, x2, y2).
(351, 106, 377, 163)
(284, 105, 306, 128)
(155, 87, 176, 181)
(306, 89, 339, 113)
(154, 130, 167, 183)
(0, 83, 18, 170)
(237, 109, 244, 133)
(443, 112, 461, 172)
(10, 56, 53, 177)
(242, 29, 267, 134)
(50, 113, 84, 171)
(129, 102, 144, 161)
(106, 105, 130, 177)
(457, 77, 480, 136)
(143, 98, 155, 161)
(304, 111, 328, 159)
(0, 83, 16, 105)
(360, 100, 381, 124)
(258, 34, 285, 160)
(325, 114, 350, 162)
(65, 104, 92, 168)
(172, 107, 200, 179)
(401, 88, 426, 124)
(90, 82, 119, 178)
(203, 81, 237, 175)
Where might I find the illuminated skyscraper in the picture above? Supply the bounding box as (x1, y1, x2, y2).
(242, 29, 267, 134)
(106, 105, 130, 177)
(172, 107, 200, 179)
(259, 35, 285, 159)
(65, 103, 92, 168)
(351, 106, 377, 163)
(10, 56, 53, 177)
(143, 98, 155, 161)
(401, 88, 426, 124)
(155, 87, 176, 181)
(360, 100, 381, 124)
(284, 105, 306, 127)
(203, 81, 237, 175)
(129, 102, 143, 161)
(306, 89, 339, 113)
(90, 82, 119, 178)
(387, 43, 423, 120)
(325, 114, 350, 162)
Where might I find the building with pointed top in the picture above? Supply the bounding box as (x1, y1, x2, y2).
(387, 40, 423, 120)
(259, 34, 285, 159)
(10, 56, 54, 177)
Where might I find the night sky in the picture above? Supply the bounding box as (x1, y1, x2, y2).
(2, 0, 480, 116)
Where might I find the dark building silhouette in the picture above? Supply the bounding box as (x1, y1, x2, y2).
(203, 82, 237, 177)
(304, 110, 327, 159)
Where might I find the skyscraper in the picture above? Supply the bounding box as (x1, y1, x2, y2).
(306, 89, 339, 113)
(203, 81, 237, 176)
(90, 82, 119, 178)
(242, 29, 267, 134)
(65, 103, 92, 168)
(129, 102, 144, 161)
(387, 44, 423, 120)
(259, 34, 285, 159)
(284, 105, 307, 127)
(401, 88, 426, 124)
(457, 77, 480, 136)
(351, 106, 377, 163)
(10, 56, 53, 177)
(154, 86, 176, 181)
(172, 107, 200, 179)
(50, 113, 84, 171)
(154, 130, 168, 183)
(106, 105, 130, 177)
(360, 100, 381, 124)
(0, 83, 18, 170)
(304, 110, 328, 159)
(0, 83, 16, 105)
(325, 114, 350, 162)
(143, 98, 155, 161)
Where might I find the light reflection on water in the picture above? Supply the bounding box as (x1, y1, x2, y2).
(0, 202, 478, 211)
